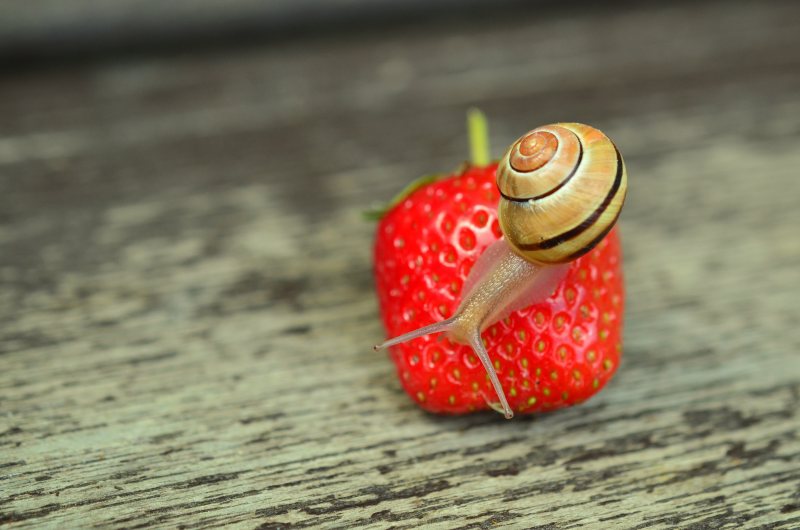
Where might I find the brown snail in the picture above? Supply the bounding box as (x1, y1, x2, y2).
(374, 123, 628, 419)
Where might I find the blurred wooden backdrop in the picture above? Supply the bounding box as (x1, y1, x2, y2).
(1, 0, 523, 64)
(1, 1, 799, 528)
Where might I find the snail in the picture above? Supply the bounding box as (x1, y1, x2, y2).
(374, 123, 628, 419)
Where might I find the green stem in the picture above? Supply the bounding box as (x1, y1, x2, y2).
(467, 108, 491, 167)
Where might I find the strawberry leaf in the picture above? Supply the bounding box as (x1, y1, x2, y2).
(362, 173, 441, 221)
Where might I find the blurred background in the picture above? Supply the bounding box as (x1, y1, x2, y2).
(1, 0, 796, 303)
(1, 1, 799, 527)
(2, 0, 530, 64)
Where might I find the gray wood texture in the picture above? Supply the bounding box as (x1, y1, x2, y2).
(1, 1, 799, 528)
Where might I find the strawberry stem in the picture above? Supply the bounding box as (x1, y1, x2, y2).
(467, 108, 491, 167)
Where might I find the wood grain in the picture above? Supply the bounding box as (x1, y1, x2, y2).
(1, 1, 799, 528)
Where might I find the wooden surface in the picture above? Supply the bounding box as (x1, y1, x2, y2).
(2, 1, 799, 528)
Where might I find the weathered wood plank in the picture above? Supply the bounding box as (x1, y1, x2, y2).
(1, 1, 799, 528)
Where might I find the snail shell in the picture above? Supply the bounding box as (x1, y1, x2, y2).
(496, 123, 627, 264)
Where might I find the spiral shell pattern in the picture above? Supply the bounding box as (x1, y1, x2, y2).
(496, 123, 627, 264)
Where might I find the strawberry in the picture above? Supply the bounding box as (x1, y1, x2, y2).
(372, 113, 624, 416)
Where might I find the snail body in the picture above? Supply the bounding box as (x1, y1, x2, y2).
(375, 123, 628, 419)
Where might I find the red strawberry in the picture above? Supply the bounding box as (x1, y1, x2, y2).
(373, 163, 624, 416)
